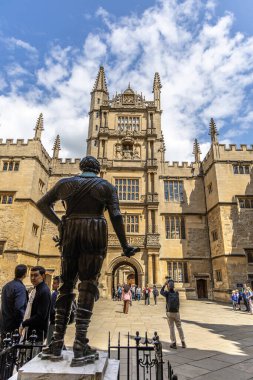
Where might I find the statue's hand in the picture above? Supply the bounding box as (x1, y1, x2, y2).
(122, 245, 140, 258)
(52, 222, 64, 248)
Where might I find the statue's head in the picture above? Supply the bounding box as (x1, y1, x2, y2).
(79, 156, 100, 174)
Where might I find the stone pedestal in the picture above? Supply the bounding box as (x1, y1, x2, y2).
(11, 350, 119, 380)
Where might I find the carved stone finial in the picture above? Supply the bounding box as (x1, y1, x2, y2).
(193, 138, 201, 163)
(153, 72, 162, 92)
(209, 118, 219, 143)
(53, 134, 61, 159)
(34, 113, 44, 140)
(92, 66, 108, 94)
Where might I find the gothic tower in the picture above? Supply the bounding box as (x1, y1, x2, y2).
(87, 66, 109, 156)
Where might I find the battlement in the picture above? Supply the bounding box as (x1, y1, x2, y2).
(165, 161, 193, 168)
(0, 138, 51, 169)
(0, 138, 34, 146)
(56, 158, 81, 164)
(220, 144, 253, 152)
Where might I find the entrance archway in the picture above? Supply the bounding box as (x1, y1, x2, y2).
(112, 262, 138, 289)
(107, 256, 144, 298)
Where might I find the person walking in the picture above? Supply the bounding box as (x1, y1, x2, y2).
(160, 280, 186, 349)
(246, 287, 253, 314)
(136, 286, 142, 301)
(19, 266, 51, 343)
(0, 265, 28, 340)
(231, 290, 238, 311)
(152, 285, 159, 305)
(122, 284, 132, 314)
(131, 284, 136, 301)
(46, 276, 60, 344)
(242, 284, 250, 312)
(143, 284, 151, 305)
(117, 285, 122, 301)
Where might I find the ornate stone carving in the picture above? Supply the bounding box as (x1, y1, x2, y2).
(146, 234, 160, 247)
(108, 234, 145, 247)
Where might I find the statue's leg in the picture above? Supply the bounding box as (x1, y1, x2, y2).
(71, 253, 104, 366)
(42, 252, 78, 360)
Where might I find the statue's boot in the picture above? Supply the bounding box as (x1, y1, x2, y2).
(71, 281, 99, 367)
(41, 293, 75, 361)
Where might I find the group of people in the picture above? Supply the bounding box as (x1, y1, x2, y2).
(0, 264, 187, 351)
(113, 284, 159, 305)
(231, 285, 253, 313)
(0, 264, 63, 346)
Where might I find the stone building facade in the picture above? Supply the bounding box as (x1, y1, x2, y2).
(0, 66, 252, 301)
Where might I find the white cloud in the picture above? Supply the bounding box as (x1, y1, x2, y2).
(5, 37, 37, 54)
(1, 0, 253, 162)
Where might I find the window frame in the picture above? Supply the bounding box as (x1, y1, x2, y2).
(115, 178, 140, 201)
(164, 180, 184, 203)
(233, 165, 250, 174)
(211, 230, 218, 242)
(238, 198, 253, 209)
(167, 261, 188, 283)
(0, 193, 14, 204)
(216, 269, 222, 282)
(2, 161, 20, 172)
(123, 214, 139, 234)
(32, 223, 39, 237)
(165, 215, 186, 239)
(117, 116, 140, 132)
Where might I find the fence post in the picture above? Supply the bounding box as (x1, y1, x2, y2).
(153, 332, 163, 380)
(135, 331, 141, 380)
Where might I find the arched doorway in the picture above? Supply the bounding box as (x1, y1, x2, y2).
(113, 262, 138, 290)
(107, 256, 144, 298)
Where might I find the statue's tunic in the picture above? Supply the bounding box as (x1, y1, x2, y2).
(38, 175, 123, 284)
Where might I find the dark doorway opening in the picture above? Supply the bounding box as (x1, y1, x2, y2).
(112, 261, 138, 295)
(196, 279, 208, 299)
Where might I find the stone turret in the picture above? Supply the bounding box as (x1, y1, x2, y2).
(52, 134, 61, 159)
(87, 66, 109, 156)
(34, 113, 44, 140)
(193, 138, 201, 163)
(209, 118, 219, 144)
(153, 72, 162, 111)
(92, 66, 108, 95)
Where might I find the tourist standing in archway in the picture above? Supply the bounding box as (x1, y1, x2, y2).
(122, 284, 132, 314)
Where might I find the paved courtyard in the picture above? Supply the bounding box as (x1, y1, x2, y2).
(65, 298, 253, 379)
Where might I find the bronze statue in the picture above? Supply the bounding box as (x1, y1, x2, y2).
(37, 156, 139, 366)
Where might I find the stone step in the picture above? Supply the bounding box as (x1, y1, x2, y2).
(8, 350, 119, 380)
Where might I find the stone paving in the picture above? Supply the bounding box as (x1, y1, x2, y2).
(65, 298, 253, 379)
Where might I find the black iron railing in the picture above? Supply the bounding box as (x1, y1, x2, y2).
(0, 330, 44, 380)
(108, 331, 177, 380)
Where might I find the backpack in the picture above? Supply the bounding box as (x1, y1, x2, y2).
(167, 291, 179, 312)
(153, 288, 159, 296)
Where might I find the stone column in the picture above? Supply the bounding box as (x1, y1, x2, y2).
(148, 254, 153, 285)
(104, 139, 108, 158)
(148, 210, 152, 233)
(98, 139, 102, 158)
(147, 172, 151, 193)
(154, 255, 159, 284)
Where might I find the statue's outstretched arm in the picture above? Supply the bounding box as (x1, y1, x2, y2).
(37, 184, 61, 226)
(107, 186, 140, 257)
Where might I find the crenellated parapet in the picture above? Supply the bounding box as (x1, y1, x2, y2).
(50, 158, 81, 176)
(161, 160, 197, 178)
(0, 138, 51, 170)
(202, 144, 253, 173)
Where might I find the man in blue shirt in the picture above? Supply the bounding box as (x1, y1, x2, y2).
(0, 265, 28, 339)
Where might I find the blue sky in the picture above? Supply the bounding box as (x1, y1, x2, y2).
(0, 0, 253, 161)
